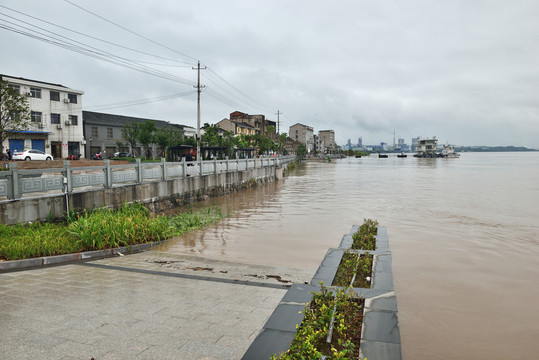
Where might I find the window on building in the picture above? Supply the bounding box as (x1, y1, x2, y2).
(91, 127, 98, 138)
(31, 111, 42, 123)
(50, 91, 60, 101)
(68, 93, 77, 103)
(9, 84, 20, 94)
(69, 115, 78, 125)
(51, 113, 60, 124)
(29, 87, 41, 98)
(107, 128, 113, 139)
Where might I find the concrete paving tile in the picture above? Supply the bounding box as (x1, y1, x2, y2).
(178, 340, 237, 360)
(54, 327, 108, 345)
(49, 339, 111, 359)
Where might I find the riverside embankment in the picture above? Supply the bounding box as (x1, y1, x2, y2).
(0, 156, 294, 225)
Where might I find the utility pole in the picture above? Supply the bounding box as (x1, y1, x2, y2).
(193, 61, 206, 160)
(275, 110, 282, 134)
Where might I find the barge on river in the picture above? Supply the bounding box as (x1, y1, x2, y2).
(414, 138, 460, 158)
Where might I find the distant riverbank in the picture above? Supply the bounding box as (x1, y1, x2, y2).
(455, 145, 537, 152)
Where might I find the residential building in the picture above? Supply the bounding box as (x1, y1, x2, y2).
(1, 74, 84, 159)
(318, 130, 336, 154)
(289, 123, 314, 154)
(82, 111, 187, 158)
(228, 111, 277, 135)
(215, 118, 256, 136)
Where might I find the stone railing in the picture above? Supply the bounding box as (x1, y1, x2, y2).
(0, 155, 296, 201)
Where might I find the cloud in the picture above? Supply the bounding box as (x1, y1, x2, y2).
(1, 0, 538, 147)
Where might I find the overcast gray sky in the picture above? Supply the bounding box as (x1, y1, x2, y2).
(1, 0, 538, 148)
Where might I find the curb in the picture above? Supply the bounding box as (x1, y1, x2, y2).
(0, 241, 164, 272)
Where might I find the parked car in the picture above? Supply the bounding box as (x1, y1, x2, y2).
(12, 149, 53, 161)
(108, 152, 131, 159)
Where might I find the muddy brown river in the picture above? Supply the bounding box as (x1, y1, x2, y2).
(157, 152, 539, 359)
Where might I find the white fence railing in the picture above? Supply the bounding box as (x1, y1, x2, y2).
(0, 155, 296, 201)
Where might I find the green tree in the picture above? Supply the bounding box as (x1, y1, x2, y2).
(154, 128, 184, 157)
(297, 143, 307, 158)
(254, 134, 276, 155)
(121, 122, 139, 156)
(137, 121, 157, 158)
(201, 123, 222, 147)
(0, 79, 31, 154)
(278, 133, 288, 154)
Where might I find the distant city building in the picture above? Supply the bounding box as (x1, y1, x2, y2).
(1, 74, 84, 159)
(357, 137, 363, 147)
(289, 123, 314, 154)
(411, 137, 419, 152)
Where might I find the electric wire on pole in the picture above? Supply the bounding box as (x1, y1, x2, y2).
(193, 61, 206, 161)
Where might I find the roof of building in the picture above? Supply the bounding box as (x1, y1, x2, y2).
(82, 111, 185, 130)
(1, 74, 68, 89)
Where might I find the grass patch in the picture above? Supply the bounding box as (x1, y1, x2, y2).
(0, 203, 224, 261)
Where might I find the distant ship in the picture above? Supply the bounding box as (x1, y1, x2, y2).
(440, 144, 460, 158)
(414, 138, 460, 158)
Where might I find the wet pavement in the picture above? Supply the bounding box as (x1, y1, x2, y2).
(0, 252, 314, 360)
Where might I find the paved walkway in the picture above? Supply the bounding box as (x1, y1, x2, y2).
(0, 252, 314, 359)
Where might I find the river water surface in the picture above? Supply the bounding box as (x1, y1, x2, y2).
(157, 152, 539, 359)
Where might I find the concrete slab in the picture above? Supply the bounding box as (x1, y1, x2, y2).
(0, 251, 314, 359)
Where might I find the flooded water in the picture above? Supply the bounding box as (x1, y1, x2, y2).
(156, 152, 539, 359)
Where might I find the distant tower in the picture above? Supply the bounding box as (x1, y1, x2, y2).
(358, 137, 363, 147)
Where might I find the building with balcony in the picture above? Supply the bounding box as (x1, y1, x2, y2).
(1, 74, 84, 159)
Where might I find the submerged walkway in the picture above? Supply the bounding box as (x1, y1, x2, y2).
(0, 252, 314, 359)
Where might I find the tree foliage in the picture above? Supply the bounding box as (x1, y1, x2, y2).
(137, 121, 157, 157)
(121, 122, 139, 156)
(297, 143, 307, 157)
(0, 79, 31, 153)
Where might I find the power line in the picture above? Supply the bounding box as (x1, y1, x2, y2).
(2, 3, 280, 121)
(86, 90, 197, 111)
(0, 14, 196, 87)
(0, 4, 195, 67)
(64, 0, 199, 63)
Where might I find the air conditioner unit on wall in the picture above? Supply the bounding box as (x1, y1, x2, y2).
(64, 98, 70, 103)
(38, 123, 44, 129)
(65, 120, 71, 126)
(26, 92, 32, 96)
(57, 124, 63, 130)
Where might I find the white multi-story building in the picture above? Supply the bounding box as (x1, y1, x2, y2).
(1, 75, 84, 159)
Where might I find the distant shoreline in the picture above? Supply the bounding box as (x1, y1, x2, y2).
(454, 146, 538, 152)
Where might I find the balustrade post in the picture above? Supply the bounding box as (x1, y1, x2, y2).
(161, 158, 167, 180)
(9, 162, 20, 199)
(182, 158, 187, 178)
(63, 160, 73, 193)
(104, 159, 112, 188)
(199, 158, 203, 176)
(226, 156, 229, 173)
(214, 157, 217, 174)
(136, 158, 143, 184)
